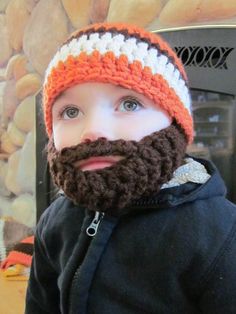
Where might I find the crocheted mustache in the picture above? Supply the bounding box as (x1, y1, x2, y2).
(47, 123, 187, 215)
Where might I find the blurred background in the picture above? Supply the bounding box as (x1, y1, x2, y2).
(0, 1, 235, 312)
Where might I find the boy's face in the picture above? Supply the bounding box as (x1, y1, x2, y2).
(52, 82, 172, 170)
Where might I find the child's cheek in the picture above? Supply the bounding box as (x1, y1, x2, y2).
(52, 124, 74, 150)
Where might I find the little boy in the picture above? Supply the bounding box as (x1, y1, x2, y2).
(25, 23, 236, 314)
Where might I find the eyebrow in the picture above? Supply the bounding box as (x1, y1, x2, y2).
(54, 90, 72, 102)
(57, 90, 67, 98)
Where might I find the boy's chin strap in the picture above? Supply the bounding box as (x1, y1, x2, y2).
(47, 123, 187, 216)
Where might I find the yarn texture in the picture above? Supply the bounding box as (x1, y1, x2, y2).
(47, 123, 187, 215)
(43, 23, 193, 143)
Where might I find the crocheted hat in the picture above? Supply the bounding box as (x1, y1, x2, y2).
(1, 235, 34, 281)
(43, 22, 193, 143)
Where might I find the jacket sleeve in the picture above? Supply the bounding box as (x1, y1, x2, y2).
(198, 221, 236, 313)
(25, 214, 60, 314)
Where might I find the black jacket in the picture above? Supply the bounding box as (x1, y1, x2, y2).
(25, 159, 236, 314)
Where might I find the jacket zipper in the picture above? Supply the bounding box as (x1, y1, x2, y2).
(69, 211, 105, 313)
(86, 211, 105, 237)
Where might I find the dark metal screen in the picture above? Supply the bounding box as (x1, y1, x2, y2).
(174, 46, 234, 70)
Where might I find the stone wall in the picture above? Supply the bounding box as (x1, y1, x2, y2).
(0, 0, 236, 228)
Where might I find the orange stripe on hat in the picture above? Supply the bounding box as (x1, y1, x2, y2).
(21, 236, 34, 244)
(1, 251, 32, 269)
(1, 235, 34, 269)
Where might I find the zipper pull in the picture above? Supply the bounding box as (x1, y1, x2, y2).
(86, 211, 104, 237)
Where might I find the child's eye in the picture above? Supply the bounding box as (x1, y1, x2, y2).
(61, 106, 80, 119)
(118, 98, 143, 112)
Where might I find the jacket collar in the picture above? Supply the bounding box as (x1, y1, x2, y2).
(130, 157, 226, 211)
(161, 157, 210, 189)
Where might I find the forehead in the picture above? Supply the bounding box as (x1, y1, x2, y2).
(54, 82, 158, 108)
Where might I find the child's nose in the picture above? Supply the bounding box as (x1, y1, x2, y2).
(79, 115, 112, 144)
(79, 131, 108, 144)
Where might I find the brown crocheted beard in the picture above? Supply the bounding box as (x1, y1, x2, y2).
(47, 123, 187, 215)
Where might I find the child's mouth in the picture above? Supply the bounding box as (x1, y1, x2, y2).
(74, 156, 123, 171)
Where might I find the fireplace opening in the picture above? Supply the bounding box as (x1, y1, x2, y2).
(188, 89, 236, 202)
